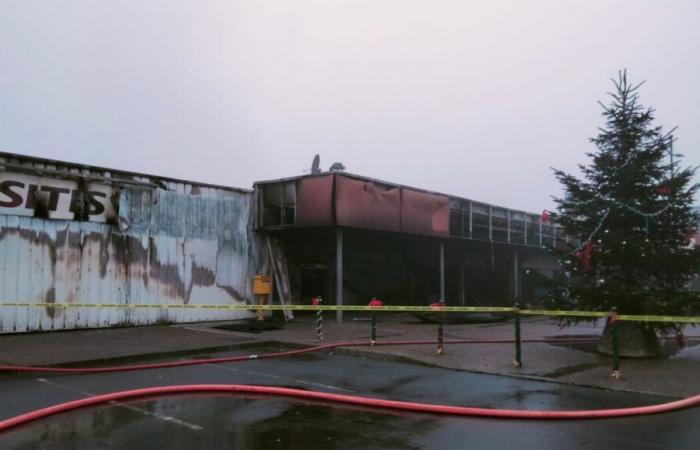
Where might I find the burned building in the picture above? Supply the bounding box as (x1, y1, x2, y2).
(1, 152, 561, 333)
(255, 172, 561, 321)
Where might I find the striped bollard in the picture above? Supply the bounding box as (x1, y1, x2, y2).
(311, 297, 323, 341)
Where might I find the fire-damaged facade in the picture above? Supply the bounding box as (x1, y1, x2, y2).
(0, 152, 261, 333)
(1, 151, 565, 333)
(255, 172, 563, 321)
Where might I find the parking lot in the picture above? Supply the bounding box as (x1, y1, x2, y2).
(1, 342, 699, 449)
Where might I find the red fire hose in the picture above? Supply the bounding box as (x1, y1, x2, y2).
(1, 335, 694, 374)
(2, 337, 700, 432)
(0, 338, 602, 374)
(1, 384, 699, 433)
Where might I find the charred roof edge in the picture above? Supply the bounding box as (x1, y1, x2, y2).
(254, 172, 541, 217)
(0, 150, 253, 194)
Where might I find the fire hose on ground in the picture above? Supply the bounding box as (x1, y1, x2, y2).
(0, 312, 692, 376)
(2, 383, 700, 433)
(1, 337, 699, 432)
(1, 304, 699, 432)
(0, 336, 614, 374)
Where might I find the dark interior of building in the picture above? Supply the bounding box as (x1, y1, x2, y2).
(255, 172, 561, 311)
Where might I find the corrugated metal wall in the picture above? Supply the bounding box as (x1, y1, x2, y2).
(0, 155, 260, 333)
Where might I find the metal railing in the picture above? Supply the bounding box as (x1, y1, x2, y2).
(2, 301, 698, 379)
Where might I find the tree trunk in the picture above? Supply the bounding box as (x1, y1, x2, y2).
(598, 321, 661, 358)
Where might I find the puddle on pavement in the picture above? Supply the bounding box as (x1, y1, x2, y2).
(1, 396, 435, 450)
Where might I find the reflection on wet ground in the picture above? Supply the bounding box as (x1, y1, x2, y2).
(1, 343, 699, 449)
(547, 334, 700, 357)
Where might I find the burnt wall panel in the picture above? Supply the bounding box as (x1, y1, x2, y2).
(295, 175, 334, 226)
(400, 189, 450, 237)
(0, 155, 260, 333)
(335, 175, 401, 232)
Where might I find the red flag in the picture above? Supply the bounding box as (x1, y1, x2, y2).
(541, 210, 550, 223)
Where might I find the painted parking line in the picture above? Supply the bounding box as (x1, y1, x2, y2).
(205, 363, 356, 394)
(36, 378, 204, 432)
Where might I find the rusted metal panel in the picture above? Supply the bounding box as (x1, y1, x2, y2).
(295, 174, 334, 226)
(0, 155, 260, 333)
(335, 175, 401, 232)
(400, 189, 450, 237)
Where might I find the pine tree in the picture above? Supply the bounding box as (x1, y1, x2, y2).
(550, 70, 700, 328)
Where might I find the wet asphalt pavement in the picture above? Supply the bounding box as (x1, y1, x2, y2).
(0, 344, 698, 449)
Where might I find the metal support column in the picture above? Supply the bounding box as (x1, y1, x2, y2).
(336, 228, 343, 323)
(524, 215, 528, 245)
(459, 263, 466, 306)
(507, 210, 511, 243)
(439, 242, 445, 302)
(468, 201, 473, 239)
(513, 249, 519, 302)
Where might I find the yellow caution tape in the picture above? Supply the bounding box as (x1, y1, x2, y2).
(517, 310, 609, 318)
(617, 314, 700, 323)
(1, 303, 699, 323)
(0, 303, 514, 313)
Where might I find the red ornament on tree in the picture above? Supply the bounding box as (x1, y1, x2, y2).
(656, 185, 672, 195)
(575, 240, 593, 271)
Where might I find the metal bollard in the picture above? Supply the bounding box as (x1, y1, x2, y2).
(311, 297, 323, 341)
(431, 302, 445, 355)
(513, 303, 522, 368)
(256, 294, 265, 322)
(610, 307, 622, 379)
(438, 313, 444, 355)
(368, 298, 383, 346)
(371, 312, 377, 345)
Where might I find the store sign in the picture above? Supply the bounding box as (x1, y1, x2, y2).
(0, 172, 115, 222)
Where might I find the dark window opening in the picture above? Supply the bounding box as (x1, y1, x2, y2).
(260, 182, 296, 227)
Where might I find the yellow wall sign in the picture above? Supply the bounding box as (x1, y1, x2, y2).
(253, 275, 272, 295)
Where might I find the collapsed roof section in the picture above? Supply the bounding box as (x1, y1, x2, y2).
(254, 172, 564, 248)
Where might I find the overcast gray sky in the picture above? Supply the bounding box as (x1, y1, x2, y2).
(1, 0, 698, 212)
